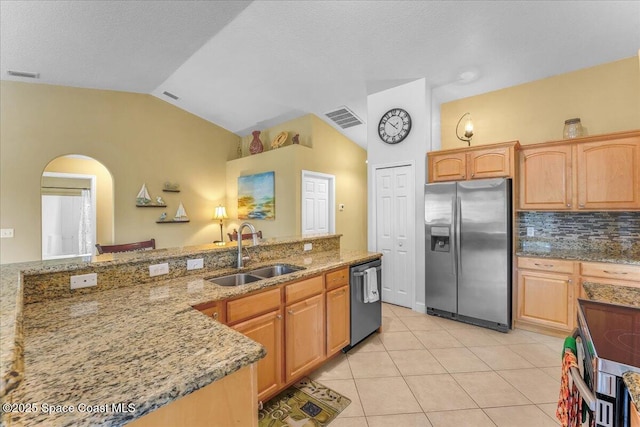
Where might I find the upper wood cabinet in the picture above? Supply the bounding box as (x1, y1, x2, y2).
(518, 130, 640, 211)
(519, 144, 573, 210)
(577, 136, 640, 209)
(428, 141, 520, 183)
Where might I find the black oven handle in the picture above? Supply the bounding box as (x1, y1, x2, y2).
(569, 328, 597, 411)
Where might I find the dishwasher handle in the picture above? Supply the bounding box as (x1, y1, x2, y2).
(352, 266, 381, 277)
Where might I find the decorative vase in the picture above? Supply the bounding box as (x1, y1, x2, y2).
(249, 130, 264, 154)
(563, 118, 584, 139)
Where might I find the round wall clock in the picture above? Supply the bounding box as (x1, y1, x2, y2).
(378, 108, 411, 144)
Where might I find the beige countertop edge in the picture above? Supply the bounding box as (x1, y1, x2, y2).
(515, 250, 640, 266)
(1, 249, 381, 427)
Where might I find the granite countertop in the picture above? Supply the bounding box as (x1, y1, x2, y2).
(582, 282, 640, 307)
(2, 248, 380, 426)
(623, 372, 640, 413)
(516, 247, 639, 266)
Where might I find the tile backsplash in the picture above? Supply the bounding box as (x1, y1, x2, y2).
(517, 211, 640, 253)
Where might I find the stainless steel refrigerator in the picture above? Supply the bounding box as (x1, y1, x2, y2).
(424, 178, 512, 332)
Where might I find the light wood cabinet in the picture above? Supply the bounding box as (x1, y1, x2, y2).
(516, 257, 577, 335)
(285, 293, 325, 382)
(429, 151, 467, 181)
(577, 137, 640, 210)
(518, 130, 640, 211)
(226, 287, 281, 325)
(193, 300, 226, 323)
(428, 141, 519, 183)
(519, 144, 572, 210)
(325, 267, 349, 291)
(232, 309, 283, 402)
(631, 400, 640, 427)
(326, 285, 350, 356)
(128, 363, 258, 427)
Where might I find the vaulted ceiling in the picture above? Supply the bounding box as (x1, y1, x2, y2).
(2, 1, 639, 148)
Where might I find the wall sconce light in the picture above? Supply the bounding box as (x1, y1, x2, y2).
(456, 112, 474, 146)
(213, 205, 228, 243)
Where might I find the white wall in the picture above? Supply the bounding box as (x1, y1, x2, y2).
(367, 78, 431, 312)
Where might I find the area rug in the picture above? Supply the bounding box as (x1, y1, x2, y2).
(258, 377, 351, 427)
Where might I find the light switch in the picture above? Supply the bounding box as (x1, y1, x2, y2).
(526, 227, 535, 237)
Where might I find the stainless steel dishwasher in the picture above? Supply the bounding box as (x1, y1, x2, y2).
(344, 259, 382, 351)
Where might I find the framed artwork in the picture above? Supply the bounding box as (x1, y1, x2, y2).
(238, 171, 275, 220)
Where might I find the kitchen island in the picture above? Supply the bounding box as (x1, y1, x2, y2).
(0, 235, 380, 426)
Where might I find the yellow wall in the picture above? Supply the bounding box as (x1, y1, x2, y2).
(441, 57, 640, 149)
(0, 81, 239, 263)
(43, 156, 115, 247)
(226, 114, 368, 251)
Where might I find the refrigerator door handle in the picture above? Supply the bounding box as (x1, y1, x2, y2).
(456, 195, 462, 272)
(451, 194, 457, 277)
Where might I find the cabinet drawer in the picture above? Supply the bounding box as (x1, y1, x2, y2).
(517, 257, 575, 274)
(227, 287, 282, 324)
(285, 275, 323, 304)
(325, 267, 349, 291)
(193, 300, 226, 323)
(580, 262, 640, 281)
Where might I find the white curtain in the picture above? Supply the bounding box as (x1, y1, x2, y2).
(78, 189, 92, 255)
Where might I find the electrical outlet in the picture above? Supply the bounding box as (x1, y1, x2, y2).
(0, 228, 14, 238)
(187, 258, 204, 270)
(304, 243, 313, 251)
(526, 227, 535, 237)
(70, 273, 98, 290)
(149, 263, 169, 277)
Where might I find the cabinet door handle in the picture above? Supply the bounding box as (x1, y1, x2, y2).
(568, 279, 572, 284)
(534, 263, 554, 268)
(579, 204, 585, 208)
(276, 314, 282, 319)
(212, 312, 218, 320)
(471, 173, 475, 177)
(287, 309, 294, 315)
(603, 270, 627, 275)
(566, 203, 571, 208)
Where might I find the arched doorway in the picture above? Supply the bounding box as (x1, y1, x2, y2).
(41, 155, 113, 259)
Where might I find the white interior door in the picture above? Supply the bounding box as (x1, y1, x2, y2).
(301, 171, 335, 235)
(375, 165, 415, 307)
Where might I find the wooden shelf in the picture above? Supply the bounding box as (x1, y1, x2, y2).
(156, 219, 190, 224)
(136, 204, 167, 208)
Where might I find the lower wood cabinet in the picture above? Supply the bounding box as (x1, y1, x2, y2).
(128, 363, 258, 427)
(285, 293, 325, 382)
(231, 309, 283, 402)
(326, 285, 350, 356)
(516, 256, 577, 335)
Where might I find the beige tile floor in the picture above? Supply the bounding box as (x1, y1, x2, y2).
(309, 302, 565, 427)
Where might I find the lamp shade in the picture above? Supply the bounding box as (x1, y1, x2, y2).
(213, 205, 228, 220)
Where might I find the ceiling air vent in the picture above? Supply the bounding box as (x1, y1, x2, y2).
(7, 70, 39, 79)
(325, 106, 364, 129)
(162, 91, 179, 100)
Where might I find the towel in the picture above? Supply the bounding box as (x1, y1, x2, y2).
(556, 338, 583, 427)
(364, 267, 379, 303)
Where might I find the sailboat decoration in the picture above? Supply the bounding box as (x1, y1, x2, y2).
(136, 184, 152, 205)
(173, 202, 189, 222)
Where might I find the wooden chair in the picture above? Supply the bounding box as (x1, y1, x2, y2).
(227, 229, 263, 242)
(95, 238, 156, 255)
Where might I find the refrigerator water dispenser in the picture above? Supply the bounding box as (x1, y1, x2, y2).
(430, 226, 450, 252)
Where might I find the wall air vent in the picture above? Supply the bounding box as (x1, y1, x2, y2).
(7, 70, 39, 79)
(325, 106, 364, 129)
(162, 91, 179, 100)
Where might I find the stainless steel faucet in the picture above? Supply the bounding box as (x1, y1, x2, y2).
(237, 222, 259, 268)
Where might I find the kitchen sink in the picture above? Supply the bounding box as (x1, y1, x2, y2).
(248, 264, 304, 278)
(208, 273, 262, 287)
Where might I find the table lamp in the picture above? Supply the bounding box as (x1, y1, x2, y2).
(213, 205, 228, 243)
